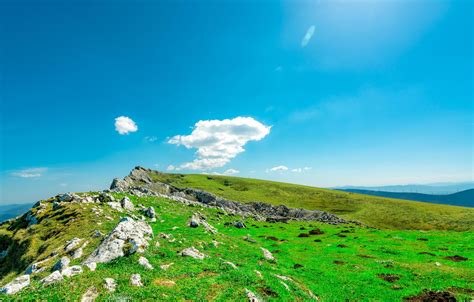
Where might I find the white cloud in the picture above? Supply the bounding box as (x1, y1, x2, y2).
(167, 165, 176, 171)
(304, 166, 312, 171)
(291, 168, 302, 173)
(223, 168, 239, 175)
(114, 116, 138, 135)
(145, 136, 157, 142)
(267, 165, 289, 173)
(301, 25, 315, 47)
(168, 117, 271, 170)
(12, 167, 48, 178)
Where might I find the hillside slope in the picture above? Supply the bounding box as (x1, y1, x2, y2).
(148, 171, 474, 231)
(1, 182, 473, 301)
(341, 188, 474, 207)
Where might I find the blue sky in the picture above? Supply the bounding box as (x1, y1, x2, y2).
(1, 0, 472, 204)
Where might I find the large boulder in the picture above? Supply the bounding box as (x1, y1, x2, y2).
(83, 217, 153, 265)
(41, 271, 63, 285)
(181, 247, 206, 260)
(120, 197, 135, 211)
(110, 178, 130, 192)
(0, 275, 30, 295)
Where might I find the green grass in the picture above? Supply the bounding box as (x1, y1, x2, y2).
(1, 194, 473, 301)
(149, 172, 474, 231)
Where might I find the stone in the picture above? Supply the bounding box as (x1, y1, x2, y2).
(160, 263, 174, 270)
(143, 206, 156, 218)
(181, 247, 206, 260)
(189, 212, 217, 234)
(41, 271, 64, 285)
(81, 287, 99, 302)
(245, 289, 260, 302)
(53, 256, 70, 271)
(261, 248, 275, 261)
(110, 178, 130, 192)
(61, 265, 83, 278)
(107, 202, 123, 212)
(223, 261, 237, 269)
(234, 221, 246, 229)
(138, 256, 154, 270)
(104, 278, 116, 292)
(120, 197, 135, 211)
(52, 201, 61, 210)
(85, 262, 97, 271)
(64, 237, 82, 253)
(83, 217, 153, 265)
(130, 274, 143, 287)
(0, 275, 30, 295)
(98, 192, 115, 203)
(57, 193, 74, 202)
(71, 248, 83, 259)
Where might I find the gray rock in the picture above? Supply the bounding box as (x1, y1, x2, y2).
(234, 221, 246, 229)
(107, 202, 123, 212)
(52, 201, 61, 210)
(0, 275, 30, 295)
(181, 247, 206, 260)
(245, 289, 261, 302)
(61, 265, 83, 278)
(83, 217, 153, 265)
(85, 262, 97, 271)
(261, 248, 275, 261)
(71, 248, 83, 259)
(104, 278, 116, 292)
(81, 287, 98, 302)
(64, 238, 82, 253)
(130, 274, 142, 287)
(138, 256, 154, 270)
(41, 271, 64, 285)
(25, 257, 52, 275)
(53, 256, 70, 271)
(57, 193, 74, 202)
(189, 213, 218, 234)
(110, 178, 130, 192)
(120, 197, 135, 211)
(143, 206, 156, 218)
(98, 192, 115, 203)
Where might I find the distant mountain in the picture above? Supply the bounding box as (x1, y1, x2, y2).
(0, 203, 33, 222)
(340, 188, 474, 207)
(336, 182, 474, 195)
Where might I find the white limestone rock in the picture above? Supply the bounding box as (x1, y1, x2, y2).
(0, 275, 30, 295)
(130, 274, 143, 287)
(64, 238, 82, 253)
(181, 247, 206, 260)
(83, 217, 153, 265)
(41, 271, 64, 285)
(104, 278, 116, 292)
(61, 265, 83, 278)
(53, 256, 70, 271)
(261, 247, 275, 261)
(138, 256, 154, 270)
(120, 197, 135, 211)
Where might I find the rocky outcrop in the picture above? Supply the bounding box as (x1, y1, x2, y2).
(0, 275, 30, 295)
(61, 265, 83, 278)
(83, 217, 152, 265)
(109, 167, 347, 225)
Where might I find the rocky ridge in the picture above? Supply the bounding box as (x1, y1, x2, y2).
(110, 166, 347, 225)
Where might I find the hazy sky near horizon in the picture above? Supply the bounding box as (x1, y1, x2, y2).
(1, 0, 473, 204)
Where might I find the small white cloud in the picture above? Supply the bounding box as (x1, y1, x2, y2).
(145, 136, 157, 142)
(304, 166, 312, 171)
(12, 167, 47, 178)
(291, 168, 302, 173)
(166, 165, 176, 171)
(114, 116, 138, 135)
(169, 117, 271, 170)
(301, 25, 315, 47)
(223, 168, 239, 175)
(267, 165, 289, 173)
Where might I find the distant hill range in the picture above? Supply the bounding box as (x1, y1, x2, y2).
(0, 203, 33, 222)
(340, 188, 474, 207)
(336, 181, 474, 195)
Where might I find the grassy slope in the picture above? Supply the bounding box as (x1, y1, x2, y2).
(2, 194, 473, 301)
(150, 173, 474, 231)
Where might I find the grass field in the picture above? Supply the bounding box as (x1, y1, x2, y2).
(1, 193, 473, 301)
(149, 172, 474, 231)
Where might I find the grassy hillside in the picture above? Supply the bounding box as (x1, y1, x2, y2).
(1, 193, 473, 301)
(149, 172, 474, 231)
